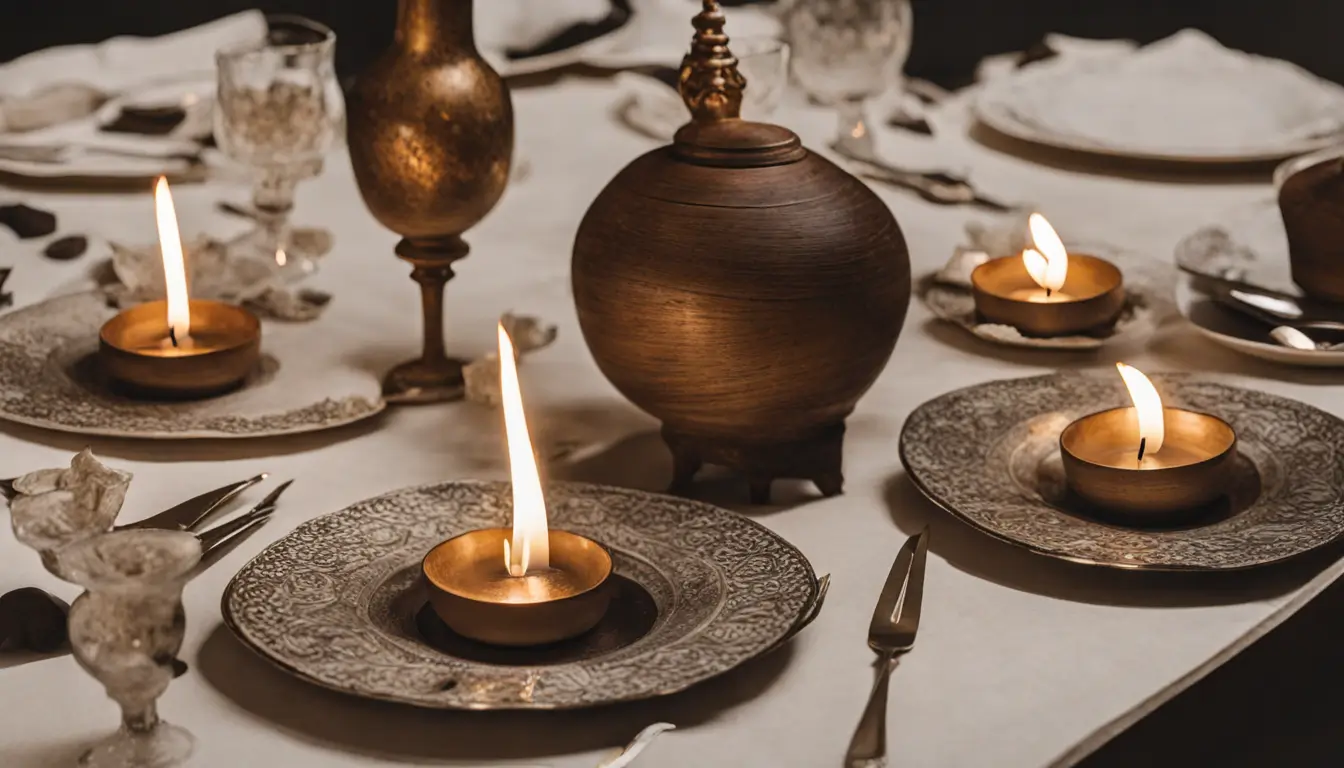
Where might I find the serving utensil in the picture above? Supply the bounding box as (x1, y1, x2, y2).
(1270, 325, 1344, 351)
(846, 527, 929, 768)
(2, 473, 267, 530)
(831, 130, 1013, 210)
(0, 481, 289, 654)
(1179, 265, 1344, 330)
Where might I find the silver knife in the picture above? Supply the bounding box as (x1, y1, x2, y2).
(1180, 267, 1344, 331)
(116, 473, 268, 531)
(846, 527, 929, 768)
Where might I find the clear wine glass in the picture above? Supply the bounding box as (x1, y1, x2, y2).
(781, 0, 913, 161)
(215, 15, 344, 282)
(58, 529, 202, 768)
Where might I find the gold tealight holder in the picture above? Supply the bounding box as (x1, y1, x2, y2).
(970, 213, 1125, 337)
(1060, 365, 1237, 526)
(99, 299, 260, 398)
(98, 178, 262, 399)
(420, 321, 615, 647)
(422, 528, 613, 647)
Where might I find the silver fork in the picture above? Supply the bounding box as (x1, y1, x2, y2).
(845, 527, 929, 768)
(195, 480, 292, 553)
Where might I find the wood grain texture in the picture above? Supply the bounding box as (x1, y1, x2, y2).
(572, 140, 910, 500)
(1279, 157, 1344, 302)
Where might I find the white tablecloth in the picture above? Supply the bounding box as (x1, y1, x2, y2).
(2, 74, 1340, 768)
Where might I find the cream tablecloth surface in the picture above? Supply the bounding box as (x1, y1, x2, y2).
(2, 73, 1340, 768)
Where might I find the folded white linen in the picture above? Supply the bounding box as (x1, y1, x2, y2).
(987, 29, 1344, 154)
(476, 0, 614, 59)
(0, 11, 266, 133)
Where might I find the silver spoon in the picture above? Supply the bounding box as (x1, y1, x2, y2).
(1270, 326, 1344, 351)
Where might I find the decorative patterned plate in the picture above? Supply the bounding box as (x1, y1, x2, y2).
(222, 481, 823, 710)
(0, 292, 384, 439)
(900, 372, 1344, 571)
(920, 242, 1172, 351)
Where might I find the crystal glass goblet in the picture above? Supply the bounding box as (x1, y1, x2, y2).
(215, 15, 344, 282)
(781, 0, 913, 158)
(58, 529, 202, 768)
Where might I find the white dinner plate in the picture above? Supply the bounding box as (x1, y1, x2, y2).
(975, 31, 1344, 164)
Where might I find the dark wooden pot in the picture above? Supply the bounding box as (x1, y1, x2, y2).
(1279, 156, 1344, 302)
(571, 4, 910, 503)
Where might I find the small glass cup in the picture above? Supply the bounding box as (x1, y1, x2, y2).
(59, 529, 202, 768)
(215, 15, 344, 282)
(734, 36, 791, 122)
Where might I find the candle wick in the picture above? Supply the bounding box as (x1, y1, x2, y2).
(168, 326, 179, 348)
(1137, 436, 1147, 463)
(1045, 287, 1052, 298)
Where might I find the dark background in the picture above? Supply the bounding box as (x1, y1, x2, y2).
(3, 1, 1343, 87)
(3, 1, 1344, 766)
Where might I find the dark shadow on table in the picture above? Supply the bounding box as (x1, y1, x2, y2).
(0, 648, 67, 670)
(1078, 562, 1344, 767)
(966, 120, 1280, 184)
(549, 406, 889, 515)
(196, 622, 796, 763)
(883, 471, 1335, 608)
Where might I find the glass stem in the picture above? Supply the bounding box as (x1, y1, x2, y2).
(251, 171, 296, 253)
(122, 701, 159, 734)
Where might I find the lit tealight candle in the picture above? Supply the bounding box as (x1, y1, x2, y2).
(971, 213, 1125, 336)
(98, 177, 260, 397)
(1060, 363, 1238, 525)
(422, 322, 613, 647)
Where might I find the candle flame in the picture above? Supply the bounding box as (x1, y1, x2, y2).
(154, 177, 191, 343)
(1116, 363, 1165, 457)
(500, 322, 549, 574)
(1024, 213, 1068, 293)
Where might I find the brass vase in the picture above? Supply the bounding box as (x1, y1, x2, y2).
(348, 0, 514, 403)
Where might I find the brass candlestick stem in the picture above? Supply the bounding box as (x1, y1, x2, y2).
(347, 0, 513, 403)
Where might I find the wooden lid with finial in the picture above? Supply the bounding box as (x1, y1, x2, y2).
(672, 0, 805, 168)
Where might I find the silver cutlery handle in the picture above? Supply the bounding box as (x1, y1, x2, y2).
(846, 655, 898, 767)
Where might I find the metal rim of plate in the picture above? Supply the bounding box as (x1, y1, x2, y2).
(0, 291, 384, 439)
(973, 95, 1344, 165)
(900, 372, 1344, 571)
(222, 480, 820, 710)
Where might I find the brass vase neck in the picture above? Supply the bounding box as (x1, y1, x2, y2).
(397, 0, 476, 56)
(678, 0, 746, 123)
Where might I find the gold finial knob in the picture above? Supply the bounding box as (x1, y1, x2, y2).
(678, 1, 746, 123)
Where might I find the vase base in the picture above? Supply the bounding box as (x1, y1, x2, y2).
(663, 422, 846, 504)
(382, 357, 467, 404)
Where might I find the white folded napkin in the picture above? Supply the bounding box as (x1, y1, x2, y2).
(0, 11, 266, 133)
(476, 0, 614, 62)
(991, 29, 1344, 154)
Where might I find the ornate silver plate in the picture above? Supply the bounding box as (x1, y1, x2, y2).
(222, 481, 822, 710)
(900, 372, 1344, 570)
(0, 292, 383, 439)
